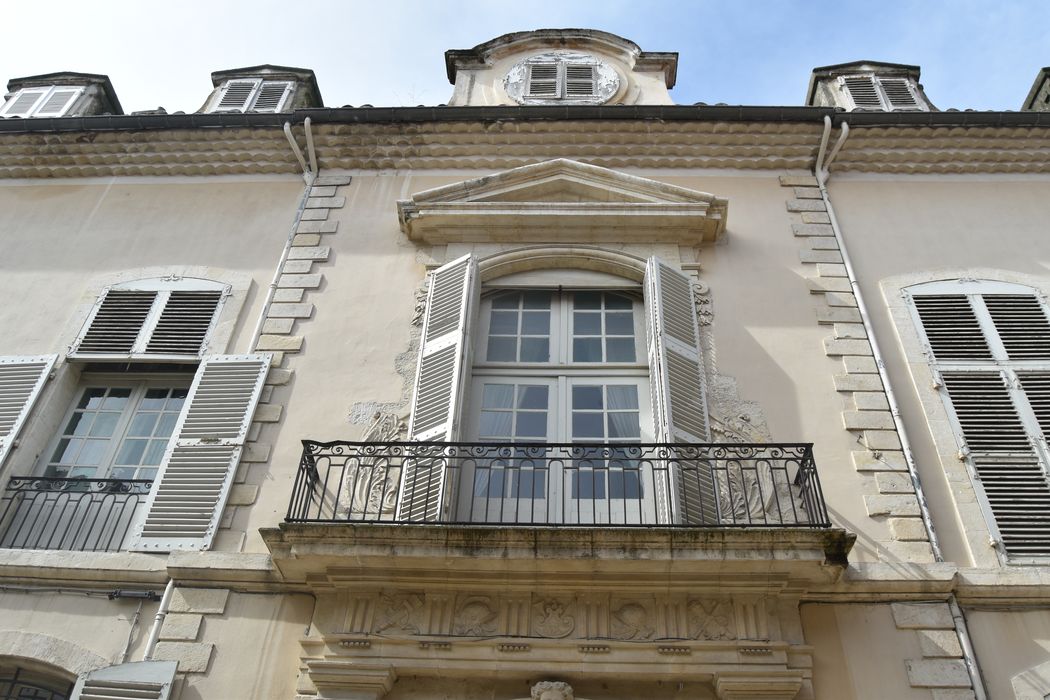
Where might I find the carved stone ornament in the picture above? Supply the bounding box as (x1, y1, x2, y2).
(610, 602, 654, 640)
(374, 592, 424, 635)
(335, 411, 405, 519)
(504, 51, 620, 105)
(411, 282, 428, 326)
(453, 596, 498, 636)
(687, 599, 734, 640)
(531, 598, 575, 638)
(693, 279, 713, 326)
(530, 681, 575, 700)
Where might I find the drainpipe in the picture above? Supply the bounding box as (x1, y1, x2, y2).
(142, 579, 174, 661)
(813, 115, 987, 700)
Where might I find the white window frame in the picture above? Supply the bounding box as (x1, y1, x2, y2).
(906, 278, 1050, 562)
(211, 79, 294, 113)
(839, 74, 925, 112)
(0, 86, 83, 118)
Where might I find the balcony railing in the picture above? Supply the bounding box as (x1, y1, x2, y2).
(0, 477, 152, 551)
(287, 442, 830, 528)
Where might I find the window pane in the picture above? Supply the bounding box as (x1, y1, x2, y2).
(607, 385, 639, 410)
(479, 411, 513, 437)
(78, 387, 107, 409)
(143, 440, 168, 466)
(487, 337, 516, 362)
(489, 311, 518, 335)
(522, 291, 551, 309)
(88, 411, 121, 437)
(606, 338, 635, 362)
(127, 412, 159, 438)
(604, 293, 632, 310)
(573, 471, 606, 499)
(573, 312, 601, 335)
(492, 293, 519, 309)
(76, 439, 106, 466)
(573, 338, 602, 362)
(574, 291, 602, 309)
(608, 412, 641, 439)
(140, 389, 169, 410)
(517, 385, 548, 409)
(167, 388, 188, 409)
(52, 437, 79, 464)
(572, 386, 603, 409)
(610, 470, 642, 499)
(115, 439, 147, 466)
(605, 312, 634, 335)
(572, 412, 604, 438)
(482, 384, 515, 409)
(520, 338, 549, 362)
(516, 412, 547, 438)
(521, 311, 550, 334)
(64, 412, 92, 437)
(102, 388, 132, 410)
(155, 413, 179, 438)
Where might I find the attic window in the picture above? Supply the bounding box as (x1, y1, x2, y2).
(841, 75, 924, 111)
(507, 52, 619, 105)
(212, 79, 293, 113)
(0, 86, 83, 118)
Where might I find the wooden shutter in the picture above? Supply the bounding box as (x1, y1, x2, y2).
(71, 661, 177, 700)
(843, 76, 882, 109)
(0, 355, 56, 469)
(564, 65, 597, 97)
(983, 294, 1050, 360)
(879, 78, 919, 109)
(913, 295, 992, 360)
(72, 284, 224, 359)
(33, 87, 82, 117)
(128, 355, 269, 551)
(645, 258, 715, 524)
(526, 63, 559, 97)
(252, 81, 293, 112)
(216, 79, 259, 112)
(397, 255, 477, 521)
(1, 88, 48, 117)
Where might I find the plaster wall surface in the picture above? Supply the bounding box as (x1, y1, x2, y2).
(965, 609, 1050, 699)
(827, 174, 1050, 568)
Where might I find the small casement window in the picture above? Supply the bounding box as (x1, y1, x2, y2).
(907, 279, 1050, 559)
(0, 86, 83, 118)
(212, 79, 294, 113)
(841, 75, 924, 111)
(526, 61, 598, 100)
(70, 278, 228, 361)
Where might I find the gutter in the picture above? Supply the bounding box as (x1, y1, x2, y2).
(813, 115, 988, 700)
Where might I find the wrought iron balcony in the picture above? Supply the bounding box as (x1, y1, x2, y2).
(287, 441, 830, 528)
(0, 477, 152, 551)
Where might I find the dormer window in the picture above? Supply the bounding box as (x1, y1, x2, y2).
(0, 86, 83, 118)
(506, 51, 620, 105)
(212, 79, 293, 113)
(841, 75, 924, 111)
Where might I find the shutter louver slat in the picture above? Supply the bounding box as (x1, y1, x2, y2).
(76, 290, 158, 354)
(527, 63, 558, 96)
(3, 89, 45, 117)
(942, 372, 1030, 451)
(144, 290, 222, 356)
(564, 65, 596, 96)
(0, 356, 56, 468)
(216, 80, 257, 111)
(984, 295, 1050, 360)
(913, 295, 992, 360)
(34, 88, 79, 116)
(70, 661, 176, 700)
(880, 78, 919, 109)
(970, 454, 1050, 556)
(1018, 373, 1050, 437)
(844, 76, 883, 109)
(128, 356, 269, 551)
(252, 82, 291, 112)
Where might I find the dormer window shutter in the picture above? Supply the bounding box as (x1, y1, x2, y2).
(880, 78, 920, 109)
(216, 79, 259, 111)
(397, 254, 477, 521)
(843, 76, 883, 109)
(251, 81, 293, 112)
(0, 88, 48, 117)
(32, 87, 81, 117)
(645, 257, 716, 524)
(527, 63, 559, 97)
(564, 64, 597, 97)
(71, 281, 226, 360)
(0, 355, 57, 470)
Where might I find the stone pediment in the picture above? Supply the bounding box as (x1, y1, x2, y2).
(396, 158, 728, 244)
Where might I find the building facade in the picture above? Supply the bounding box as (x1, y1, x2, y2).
(1, 28, 1049, 700)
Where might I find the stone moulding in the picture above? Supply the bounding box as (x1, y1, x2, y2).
(396, 158, 728, 244)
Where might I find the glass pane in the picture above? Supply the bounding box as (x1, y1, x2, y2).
(76, 439, 106, 466)
(492, 293, 519, 309)
(51, 438, 79, 464)
(78, 387, 107, 409)
(167, 388, 189, 409)
(482, 384, 515, 409)
(475, 468, 506, 497)
(479, 411, 513, 437)
(606, 338, 635, 362)
(489, 310, 518, 335)
(127, 412, 159, 437)
(140, 388, 169, 410)
(607, 385, 639, 409)
(138, 467, 158, 481)
(604, 293, 632, 309)
(521, 311, 550, 334)
(88, 411, 121, 437)
(572, 386, 603, 409)
(143, 440, 168, 466)
(522, 291, 551, 309)
(608, 412, 641, 439)
(572, 412, 604, 438)
(573, 291, 602, 309)
(605, 312, 634, 335)
(155, 413, 179, 438)
(115, 439, 147, 466)
(102, 388, 132, 410)
(517, 385, 548, 410)
(69, 466, 96, 478)
(573, 338, 602, 362)
(520, 338, 549, 362)
(512, 470, 545, 498)
(487, 337, 516, 362)
(573, 312, 601, 335)
(610, 470, 642, 499)
(516, 412, 547, 438)
(109, 466, 136, 480)
(573, 471, 605, 499)
(64, 412, 92, 437)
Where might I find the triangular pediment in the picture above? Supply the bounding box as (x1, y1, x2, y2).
(397, 159, 728, 244)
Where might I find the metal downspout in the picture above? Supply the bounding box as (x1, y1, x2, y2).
(813, 115, 987, 700)
(142, 579, 174, 661)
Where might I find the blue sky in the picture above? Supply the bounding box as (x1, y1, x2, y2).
(3, 0, 1048, 113)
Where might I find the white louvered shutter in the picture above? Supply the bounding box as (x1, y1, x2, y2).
(397, 254, 477, 521)
(527, 63, 559, 97)
(911, 281, 1050, 559)
(564, 64, 597, 97)
(216, 79, 259, 112)
(0, 88, 48, 117)
(32, 87, 82, 117)
(645, 258, 715, 524)
(71, 284, 224, 360)
(843, 76, 883, 109)
(252, 81, 293, 112)
(0, 356, 57, 469)
(879, 78, 920, 110)
(71, 661, 177, 700)
(128, 355, 270, 551)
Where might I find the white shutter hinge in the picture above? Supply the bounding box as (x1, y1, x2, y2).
(957, 445, 971, 460)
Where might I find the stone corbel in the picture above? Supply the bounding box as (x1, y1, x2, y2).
(302, 660, 396, 700)
(714, 671, 803, 700)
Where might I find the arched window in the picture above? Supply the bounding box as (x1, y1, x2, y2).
(0, 660, 74, 700)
